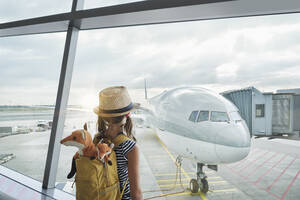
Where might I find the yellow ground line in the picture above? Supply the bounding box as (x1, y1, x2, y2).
(210, 188, 238, 193)
(154, 172, 194, 176)
(159, 181, 227, 188)
(154, 171, 214, 176)
(162, 188, 238, 197)
(155, 135, 208, 200)
(156, 177, 221, 183)
(157, 178, 190, 183)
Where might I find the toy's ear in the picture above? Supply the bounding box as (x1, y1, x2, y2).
(83, 123, 87, 131)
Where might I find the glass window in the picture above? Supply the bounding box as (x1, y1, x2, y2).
(55, 13, 300, 195)
(0, 33, 64, 182)
(188, 111, 199, 122)
(197, 111, 209, 122)
(256, 104, 265, 117)
(0, 1, 72, 23)
(211, 111, 229, 122)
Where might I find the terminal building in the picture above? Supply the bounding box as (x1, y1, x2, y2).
(221, 87, 300, 136)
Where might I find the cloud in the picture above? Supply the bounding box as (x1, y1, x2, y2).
(0, 0, 72, 22)
(0, 33, 65, 89)
(1, 6, 300, 105)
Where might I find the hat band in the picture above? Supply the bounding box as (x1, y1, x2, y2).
(99, 102, 133, 114)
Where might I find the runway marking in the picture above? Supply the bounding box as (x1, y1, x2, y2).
(280, 169, 300, 200)
(244, 152, 279, 179)
(254, 153, 287, 184)
(254, 184, 281, 199)
(238, 150, 270, 173)
(154, 172, 194, 176)
(266, 156, 297, 191)
(162, 188, 238, 197)
(156, 177, 221, 183)
(208, 188, 238, 193)
(155, 135, 208, 200)
(159, 181, 227, 188)
(154, 171, 214, 176)
(157, 178, 190, 183)
(227, 153, 300, 200)
(226, 164, 282, 199)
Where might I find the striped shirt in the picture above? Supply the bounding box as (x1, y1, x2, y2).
(115, 133, 136, 200)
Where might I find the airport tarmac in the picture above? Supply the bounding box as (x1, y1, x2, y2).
(60, 127, 299, 200)
(135, 128, 300, 200)
(1, 126, 299, 200)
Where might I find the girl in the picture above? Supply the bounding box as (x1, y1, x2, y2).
(93, 86, 142, 200)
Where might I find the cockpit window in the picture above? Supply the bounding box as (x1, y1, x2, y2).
(188, 110, 198, 122)
(197, 111, 209, 122)
(211, 111, 229, 122)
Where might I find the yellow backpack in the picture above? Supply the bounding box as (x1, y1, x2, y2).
(75, 134, 130, 200)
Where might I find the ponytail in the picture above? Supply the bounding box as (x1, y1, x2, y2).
(95, 114, 136, 143)
(124, 116, 136, 141)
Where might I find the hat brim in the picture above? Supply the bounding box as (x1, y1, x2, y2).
(93, 103, 139, 117)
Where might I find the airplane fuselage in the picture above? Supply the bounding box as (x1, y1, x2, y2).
(146, 87, 251, 164)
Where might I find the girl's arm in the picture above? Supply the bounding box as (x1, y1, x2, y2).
(128, 145, 143, 200)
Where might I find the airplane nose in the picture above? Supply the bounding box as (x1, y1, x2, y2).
(215, 122, 251, 163)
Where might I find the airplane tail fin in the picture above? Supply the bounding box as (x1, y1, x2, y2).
(144, 78, 148, 100)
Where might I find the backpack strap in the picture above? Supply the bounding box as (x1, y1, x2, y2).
(112, 134, 131, 199)
(112, 134, 131, 148)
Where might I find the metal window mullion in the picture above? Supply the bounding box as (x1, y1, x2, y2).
(42, 0, 84, 189)
(42, 25, 79, 189)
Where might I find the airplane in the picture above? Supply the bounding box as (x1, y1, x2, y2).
(135, 86, 251, 193)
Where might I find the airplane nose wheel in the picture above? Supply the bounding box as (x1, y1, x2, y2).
(189, 179, 199, 193)
(190, 163, 209, 194)
(189, 178, 209, 193)
(199, 178, 208, 193)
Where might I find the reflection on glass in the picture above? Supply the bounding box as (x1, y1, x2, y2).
(0, 0, 72, 23)
(189, 111, 199, 122)
(0, 33, 64, 181)
(197, 111, 209, 122)
(211, 111, 229, 122)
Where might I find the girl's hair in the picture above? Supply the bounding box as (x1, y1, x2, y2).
(97, 115, 136, 141)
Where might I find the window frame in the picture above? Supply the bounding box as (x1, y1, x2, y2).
(210, 111, 230, 122)
(255, 104, 265, 118)
(188, 110, 199, 122)
(196, 110, 210, 122)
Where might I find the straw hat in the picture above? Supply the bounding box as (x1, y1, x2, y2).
(93, 86, 137, 117)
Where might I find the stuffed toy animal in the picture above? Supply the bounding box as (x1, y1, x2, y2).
(60, 123, 114, 179)
(97, 138, 114, 166)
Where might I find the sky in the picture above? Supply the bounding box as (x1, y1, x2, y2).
(1, 1, 300, 107)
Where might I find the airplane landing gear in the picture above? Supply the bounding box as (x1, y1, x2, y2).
(189, 178, 199, 193)
(189, 163, 209, 193)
